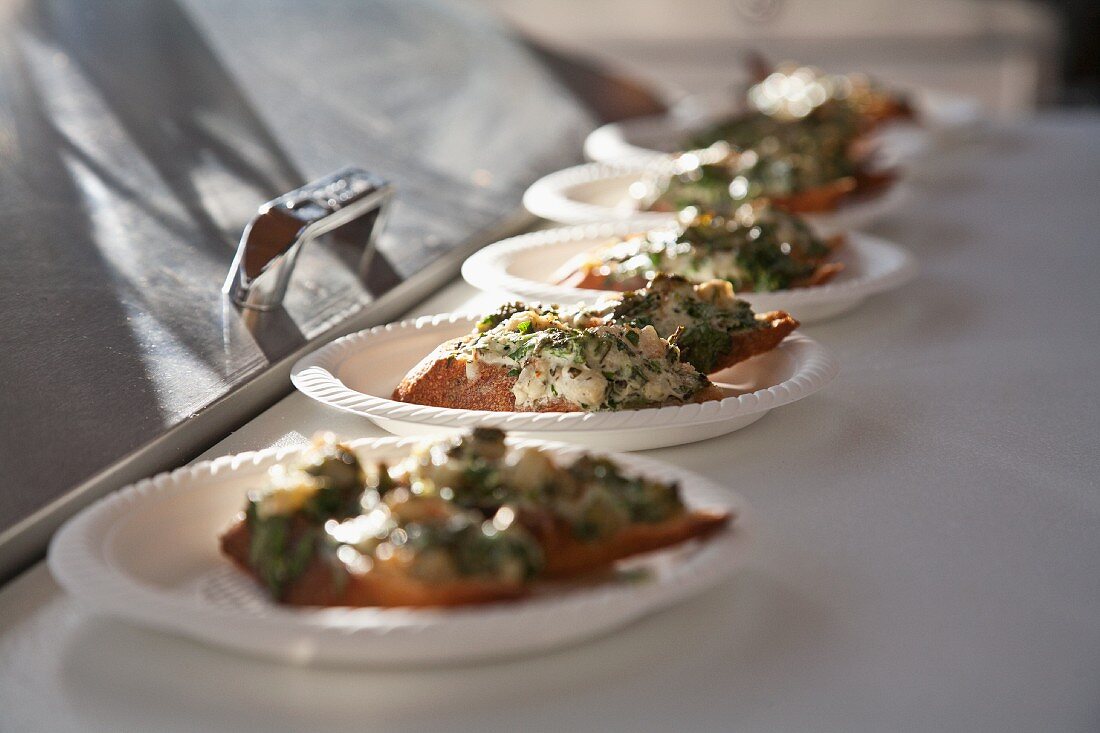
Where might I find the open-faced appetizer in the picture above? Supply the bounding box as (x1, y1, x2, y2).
(692, 59, 914, 156)
(390, 276, 798, 412)
(650, 60, 906, 216)
(744, 60, 915, 132)
(557, 204, 844, 294)
(647, 143, 894, 216)
(220, 429, 732, 607)
(687, 110, 864, 184)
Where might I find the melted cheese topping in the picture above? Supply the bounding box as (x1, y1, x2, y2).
(588, 234, 750, 284)
(575, 207, 827, 293)
(452, 309, 705, 411)
(618, 277, 740, 337)
(249, 464, 323, 519)
(389, 430, 688, 540)
(513, 353, 607, 408)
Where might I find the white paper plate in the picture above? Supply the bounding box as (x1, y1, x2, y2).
(48, 437, 750, 666)
(461, 221, 917, 323)
(584, 88, 983, 166)
(290, 314, 837, 451)
(522, 160, 911, 235)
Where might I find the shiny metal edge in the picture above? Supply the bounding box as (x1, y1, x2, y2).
(0, 210, 534, 585)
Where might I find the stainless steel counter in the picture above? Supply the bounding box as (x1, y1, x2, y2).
(0, 0, 592, 579)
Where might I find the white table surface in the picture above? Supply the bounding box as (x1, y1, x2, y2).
(3, 113, 1099, 733)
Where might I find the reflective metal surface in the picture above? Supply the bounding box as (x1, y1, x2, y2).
(0, 0, 593, 579)
(224, 168, 393, 310)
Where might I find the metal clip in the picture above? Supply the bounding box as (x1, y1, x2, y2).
(223, 167, 393, 311)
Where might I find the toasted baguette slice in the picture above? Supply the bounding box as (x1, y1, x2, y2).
(647, 177, 854, 215)
(558, 227, 846, 294)
(221, 509, 732, 605)
(795, 262, 845, 288)
(536, 509, 732, 578)
(775, 165, 897, 213)
(562, 261, 843, 293)
(557, 268, 648, 293)
(564, 267, 843, 293)
(653, 166, 893, 215)
(789, 232, 846, 288)
(770, 176, 858, 213)
(391, 341, 725, 412)
(709, 311, 800, 373)
(220, 518, 527, 608)
(391, 338, 537, 411)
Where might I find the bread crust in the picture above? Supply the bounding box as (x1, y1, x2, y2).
(562, 262, 843, 294)
(770, 176, 858, 213)
(796, 262, 844, 288)
(537, 509, 731, 578)
(660, 167, 895, 215)
(557, 269, 647, 292)
(391, 340, 582, 412)
(391, 341, 725, 411)
(650, 172, 890, 215)
(713, 311, 799, 373)
(559, 232, 846, 293)
(563, 266, 843, 292)
(220, 519, 528, 608)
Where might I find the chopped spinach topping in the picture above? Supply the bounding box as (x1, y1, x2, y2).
(396, 510, 543, 583)
(673, 323, 732, 374)
(456, 304, 710, 411)
(246, 505, 319, 599)
(477, 302, 533, 332)
(568, 455, 684, 524)
(239, 430, 696, 599)
(682, 105, 862, 200)
(605, 274, 757, 372)
(400, 437, 687, 543)
(297, 442, 366, 521)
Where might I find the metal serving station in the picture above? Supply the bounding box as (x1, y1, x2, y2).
(0, 0, 600, 581)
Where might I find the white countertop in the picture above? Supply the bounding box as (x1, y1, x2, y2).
(3, 113, 1099, 733)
